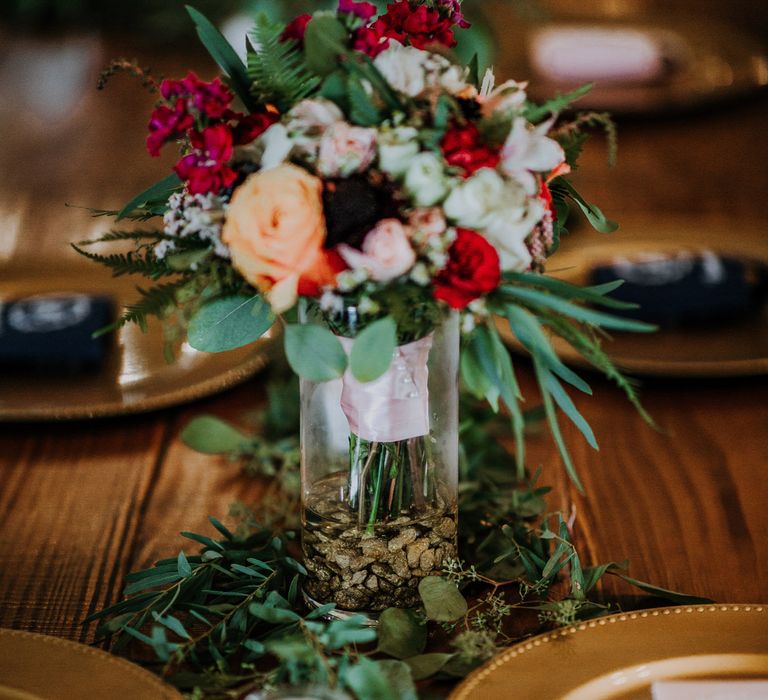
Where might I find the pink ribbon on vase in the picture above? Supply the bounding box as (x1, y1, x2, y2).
(338, 334, 433, 443)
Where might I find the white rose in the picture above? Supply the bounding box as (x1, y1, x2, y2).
(404, 152, 450, 206)
(317, 122, 377, 178)
(259, 123, 294, 170)
(338, 219, 416, 282)
(443, 168, 508, 229)
(374, 42, 428, 97)
(500, 117, 565, 193)
(378, 126, 420, 178)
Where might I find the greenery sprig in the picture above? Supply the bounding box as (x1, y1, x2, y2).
(90, 364, 710, 699)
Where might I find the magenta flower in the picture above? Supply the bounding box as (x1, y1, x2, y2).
(146, 101, 194, 157)
(338, 0, 378, 21)
(174, 124, 237, 195)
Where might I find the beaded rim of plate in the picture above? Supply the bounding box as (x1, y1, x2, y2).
(450, 604, 767, 700)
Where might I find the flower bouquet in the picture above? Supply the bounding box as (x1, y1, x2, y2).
(77, 0, 653, 616)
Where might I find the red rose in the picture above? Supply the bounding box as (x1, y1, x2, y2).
(434, 229, 501, 309)
(174, 124, 237, 195)
(441, 124, 500, 177)
(281, 13, 312, 43)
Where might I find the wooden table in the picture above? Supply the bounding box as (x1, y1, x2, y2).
(0, 29, 767, 658)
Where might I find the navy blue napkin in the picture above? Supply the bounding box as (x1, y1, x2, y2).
(0, 293, 114, 370)
(590, 254, 768, 325)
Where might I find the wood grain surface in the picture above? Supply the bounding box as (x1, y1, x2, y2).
(0, 22, 767, 668)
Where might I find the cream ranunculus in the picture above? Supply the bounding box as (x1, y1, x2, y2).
(378, 126, 420, 178)
(443, 168, 509, 229)
(222, 164, 338, 312)
(404, 152, 450, 207)
(373, 42, 428, 97)
(338, 219, 416, 282)
(317, 122, 378, 178)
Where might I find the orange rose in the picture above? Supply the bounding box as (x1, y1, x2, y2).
(222, 164, 338, 312)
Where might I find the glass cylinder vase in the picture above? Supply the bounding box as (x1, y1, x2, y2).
(300, 309, 459, 616)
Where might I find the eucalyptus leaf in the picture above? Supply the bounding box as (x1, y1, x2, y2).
(344, 657, 399, 700)
(284, 324, 348, 382)
(350, 317, 397, 383)
(181, 415, 250, 454)
(404, 652, 455, 680)
(375, 660, 418, 700)
(418, 577, 468, 622)
(377, 608, 426, 659)
(188, 295, 274, 353)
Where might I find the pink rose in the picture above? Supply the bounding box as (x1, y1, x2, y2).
(408, 207, 447, 238)
(317, 122, 377, 178)
(338, 219, 416, 282)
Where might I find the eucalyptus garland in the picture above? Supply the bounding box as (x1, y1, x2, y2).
(88, 366, 709, 700)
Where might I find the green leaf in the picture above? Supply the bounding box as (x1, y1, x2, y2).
(375, 660, 418, 700)
(611, 573, 714, 605)
(539, 368, 598, 450)
(181, 415, 250, 454)
(467, 53, 480, 88)
(350, 317, 397, 382)
(284, 324, 347, 382)
(377, 608, 426, 659)
(418, 577, 468, 622)
(116, 173, 181, 221)
(177, 551, 192, 578)
(404, 652, 455, 681)
(186, 6, 255, 111)
(503, 286, 656, 333)
(187, 295, 274, 353)
(533, 357, 584, 492)
(344, 657, 399, 700)
(554, 178, 619, 233)
(249, 602, 301, 624)
(152, 612, 191, 640)
(502, 272, 638, 310)
(347, 74, 383, 126)
(304, 13, 348, 77)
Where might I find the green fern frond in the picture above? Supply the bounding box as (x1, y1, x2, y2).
(71, 244, 172, 279)
(247, 14, 320, 112)
(75, 230, 172, 245)
(103, 280, 192, 335)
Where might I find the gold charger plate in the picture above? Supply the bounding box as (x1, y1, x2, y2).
(499, 218, 768, 377)
(450, 604, 768, 700)
(0, 628, 181, 700)
(0, 265, 271, 421)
